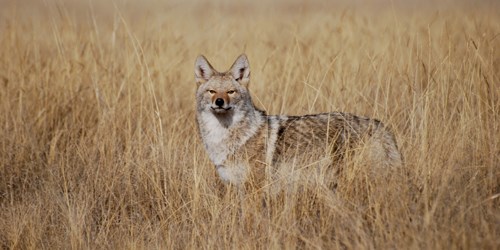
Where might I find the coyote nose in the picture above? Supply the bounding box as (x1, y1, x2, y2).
(215, 98, 224, 107)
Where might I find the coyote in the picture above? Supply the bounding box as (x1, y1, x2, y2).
(195, 54, 402, 192)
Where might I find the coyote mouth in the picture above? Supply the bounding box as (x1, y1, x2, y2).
(211, 106, 232, 113)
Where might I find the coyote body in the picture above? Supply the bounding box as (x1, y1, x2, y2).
(195, 54, 402, 190)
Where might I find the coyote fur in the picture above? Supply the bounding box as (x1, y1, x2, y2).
(195, 54, 402, 191)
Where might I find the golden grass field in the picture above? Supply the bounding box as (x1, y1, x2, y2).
(0, 0, 499, 249)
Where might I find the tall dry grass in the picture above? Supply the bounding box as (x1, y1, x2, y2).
(0, 0, 498, 249)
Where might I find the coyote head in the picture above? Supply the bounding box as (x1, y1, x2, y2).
(194, 54, 252, 116)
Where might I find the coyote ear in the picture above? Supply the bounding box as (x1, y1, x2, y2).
(195, 55, 215, 85)
(230, 54, 250, 86)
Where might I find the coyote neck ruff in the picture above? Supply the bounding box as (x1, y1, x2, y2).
(195, 54, 403, 187)
(197, 103, 265, 166)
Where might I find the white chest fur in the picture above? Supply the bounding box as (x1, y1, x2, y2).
(199, 112, 231, 165)
(198, 109, 265, 185)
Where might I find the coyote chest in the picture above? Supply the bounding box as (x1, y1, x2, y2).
(199, 113, 247, 184)
(198, 112, 232, 165)
(197, 109, 265, 185)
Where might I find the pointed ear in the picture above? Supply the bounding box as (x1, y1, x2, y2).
(194, 55, 215, 85)
(230, 54, 250, 86)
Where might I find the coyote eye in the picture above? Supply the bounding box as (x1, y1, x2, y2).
(227, 90, 236, 94)
(208, 90, 216, 94)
